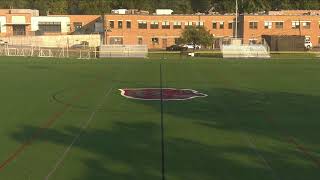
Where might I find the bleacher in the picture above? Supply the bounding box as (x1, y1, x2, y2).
(99, 45, 148, 58)
(222, 44, 270, 59)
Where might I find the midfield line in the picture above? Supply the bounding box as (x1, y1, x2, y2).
(160, 63, 166, 180)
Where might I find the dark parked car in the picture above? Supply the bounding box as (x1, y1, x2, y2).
(166, 45, 188, 51)
(71, 41, 89, 49)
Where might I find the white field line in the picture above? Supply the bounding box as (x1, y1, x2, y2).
(44, 87, 113, 180)
(244, 134, 281, 180)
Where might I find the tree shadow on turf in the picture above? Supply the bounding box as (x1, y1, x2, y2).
(125, 87, 320, 178)
(9, 113, 319, 180)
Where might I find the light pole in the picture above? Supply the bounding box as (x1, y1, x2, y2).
(235, 0, 238, 39)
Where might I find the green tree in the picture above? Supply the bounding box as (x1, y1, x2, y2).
(157, 0, 193, 14)
(0, 0, 29, 9)
(78, 0, 111, 15)
(0, 0, 318, 15)
(179, 26, 214, 50)
(48, 0, 68, 15)
(191, 0, 211, 12)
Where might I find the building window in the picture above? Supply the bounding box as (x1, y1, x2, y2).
(152, 37, 159, 45)
(13, 25, 26, 36)
(219, 22, 224, 29)
(264, 21, 272, 29)
(150, 21, 159, 29)
(212, 22, 217, 29)
(275, 22, 283, 29)
(109, 21, 114, 29)
(73, 22, 82, 32)
(110, 37, 123, 45)
(38, 22, 61, 32)
(249, 39, 257, 44)
(228, 22, 233, 29)
(249, 22, 258, 29)
(173, 21, 182, 29)
(138, 37, 143, 45)
(118, 21, 123, 29)
(126, 21, 131, 29)
(138, 21, 147, 29)
(162, 21, 170, 29)
(305, 36, 311, 41)
(185, 21, 193, 28)
(292, 21, 300, 29)
(302, 22, 311, 29)
(175, 38, 181, 44)
(196, 21, 204, 27)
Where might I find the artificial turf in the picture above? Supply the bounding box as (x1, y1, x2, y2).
(0, 57, 319, 180)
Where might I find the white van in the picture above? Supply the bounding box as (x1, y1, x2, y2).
(304, 37, 312, 50)
(183, 44, 201, 50)
(305, 40, 312, 50)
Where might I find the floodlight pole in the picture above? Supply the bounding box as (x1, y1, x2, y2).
(235, 0, 238, 39)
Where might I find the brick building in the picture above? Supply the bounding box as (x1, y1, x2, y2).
(104, 10, 320, 49)
(0, 9, 319, 49)
(0, 9, 37, 36)
(0, 9, 102, 37)
(104, 14, 236, 49)
(240, 14, 320, 45)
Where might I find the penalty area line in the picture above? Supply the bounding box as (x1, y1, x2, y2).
(243, 134, 281, 180)
(44, 87, 113, 180)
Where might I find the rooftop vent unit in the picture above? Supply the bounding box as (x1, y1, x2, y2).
(155, 9, 173, 15)
(111, 9, 128, 14)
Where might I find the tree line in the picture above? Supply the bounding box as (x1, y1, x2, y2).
(0, 0, 318, 15)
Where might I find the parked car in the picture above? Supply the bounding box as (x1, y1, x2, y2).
(71, 41, 89, 49)
(305, 40, 312, 50)
(183, 43, 201, 50)
(166, 45, 188, 51)
(0, 40, 7, 46)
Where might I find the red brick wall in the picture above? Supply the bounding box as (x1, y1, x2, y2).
(243, 15, 320, 45)
(104, 14, 235, 49)
(3, 14, 33, 36)
(64, 15, 100, 33)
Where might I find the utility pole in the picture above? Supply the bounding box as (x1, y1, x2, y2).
(235, 0, 238, 39)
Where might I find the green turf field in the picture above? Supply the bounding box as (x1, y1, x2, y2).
(0, 57, 319, 180)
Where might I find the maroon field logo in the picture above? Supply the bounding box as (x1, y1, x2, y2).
(119, 88, 208, 101)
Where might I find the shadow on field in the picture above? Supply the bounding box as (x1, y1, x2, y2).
(11, 122, 305, 180)
(129, 87, 320, 178)
(9, 88, 320, 179)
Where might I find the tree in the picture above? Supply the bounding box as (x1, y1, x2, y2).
(0, 0, 318, 15)
(78, 0, 111, 15)
(48, 0, 68, 15)
(191, 0, 211, 12)
(179, 26, 214, 50)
